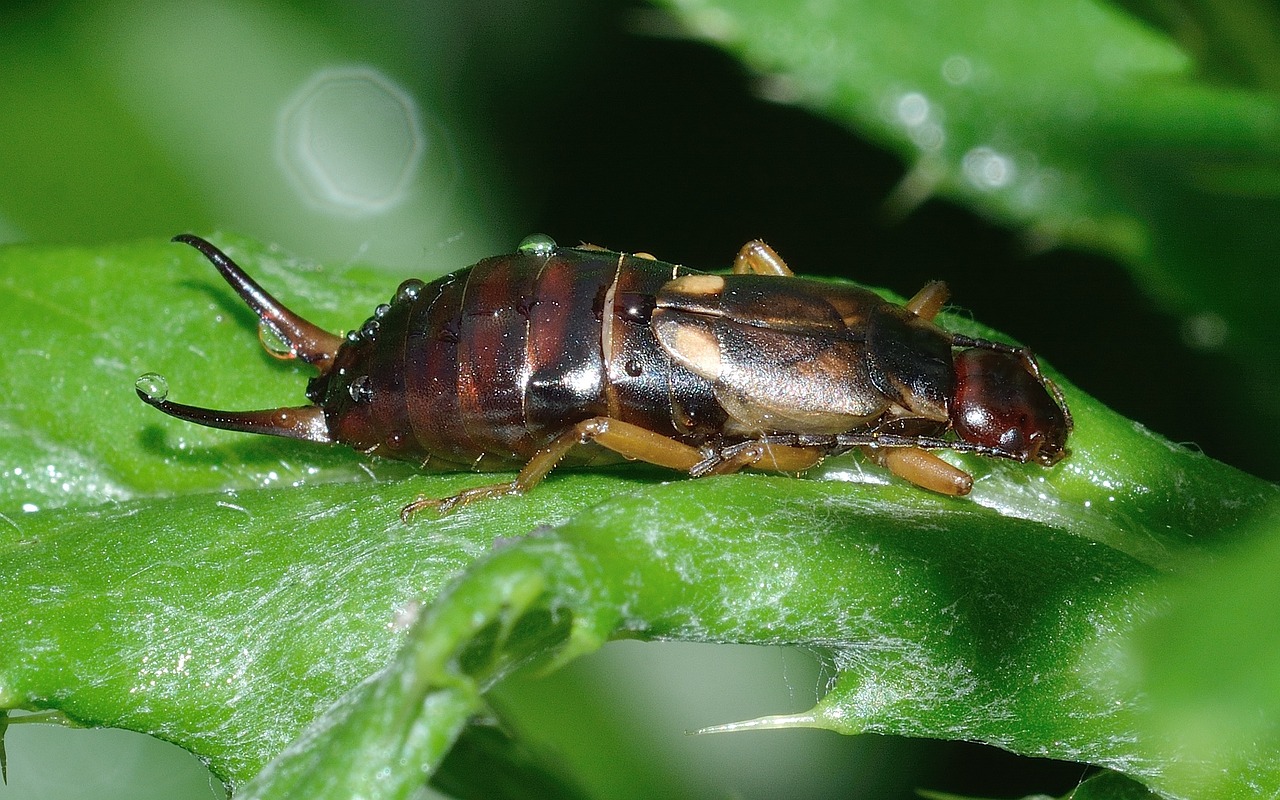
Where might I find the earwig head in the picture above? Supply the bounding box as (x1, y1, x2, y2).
(135, 235, 343, 444)
(950, 348, 1070, 465)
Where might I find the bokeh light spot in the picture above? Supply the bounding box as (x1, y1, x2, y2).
(1181, 312, 1229, 351)
(962, 146, 1015, 190)
(277, 65, 424, 216)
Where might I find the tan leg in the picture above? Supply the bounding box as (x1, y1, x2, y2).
(905, 281, 949, 321)
(863, 446, 973, 496)
(700, 441, 825, 476)
(733, 240, 794, 276)
(401, 417, 706, 520)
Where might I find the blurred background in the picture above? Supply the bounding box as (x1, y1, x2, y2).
(2, 0, 1277, 797)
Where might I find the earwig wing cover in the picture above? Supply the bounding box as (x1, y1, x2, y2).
(654, 310, 885, 434)
(865, 309, 953, 422)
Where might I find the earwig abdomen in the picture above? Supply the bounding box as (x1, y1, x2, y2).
(306, 248, 727, 470)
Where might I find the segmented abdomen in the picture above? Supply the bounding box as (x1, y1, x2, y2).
(320, 248, 728, 468)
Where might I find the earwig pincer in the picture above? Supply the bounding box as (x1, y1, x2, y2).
(138, 234, 1072, 519)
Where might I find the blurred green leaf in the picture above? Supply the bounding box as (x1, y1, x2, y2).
(656, 0, 1280, 427)
(1118, 517, 1280, 798)
(4, 237, 1278, 799)
(0, 2, 506, 270)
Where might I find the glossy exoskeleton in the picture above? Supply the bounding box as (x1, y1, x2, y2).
(138, 234, 1071, 519)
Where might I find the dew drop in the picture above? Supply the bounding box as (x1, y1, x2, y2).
(374, 303, 391, 319)
(624, 359, 643, 377)
(346, 330, 361, 343)
(517, 233, 557, 257)
(135, 373, 170, 402)
(361, 319, 381, 340)
(348, 375, 375, 403)
(395, 279, 424, 303)
(619, 292, 656, 324)
(258, 320, 295, 358)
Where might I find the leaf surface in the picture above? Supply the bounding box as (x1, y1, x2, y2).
(2, 239, 1276, 799)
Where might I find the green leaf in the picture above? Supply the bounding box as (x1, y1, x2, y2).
(0, 235, 417, 512)
(233, 443, 1275, 798)
(3, 238, 1277, 799)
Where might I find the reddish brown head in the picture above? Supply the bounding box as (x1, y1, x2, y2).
(950, 348, 1070, 465)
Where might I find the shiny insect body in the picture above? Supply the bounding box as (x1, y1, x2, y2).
(138, 235, 1071, 518)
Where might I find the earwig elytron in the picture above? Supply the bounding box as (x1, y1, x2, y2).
(138, 235, 1071, 519)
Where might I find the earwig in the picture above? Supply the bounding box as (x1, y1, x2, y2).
(138, 234, 1071, 519)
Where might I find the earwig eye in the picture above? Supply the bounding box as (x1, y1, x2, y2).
(951, 349, 1069, 465)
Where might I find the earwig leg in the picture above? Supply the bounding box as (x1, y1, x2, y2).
(732, 240, 794, 276)
(401, 417, 705, 520)
(905, 281, 950, 321)
(755, 443, 825, 472)
(693, 441, 825, 477)
(576, 418, 706, 470)
(861, 446, 973, 496)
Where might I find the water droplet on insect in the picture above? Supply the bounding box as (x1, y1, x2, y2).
(374, 303, 391, 319)
(349, 375, 374, 403)
(395, 279, 424, 303)
(346, 330, 361, 343)
(625, 359, 643, 377)
(517, 233, 557, 257)
(258, 320, 295, 358)
(361, 319, 381, 340)
(619, 292, 656, 324)
(135, 373, 170, 402)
